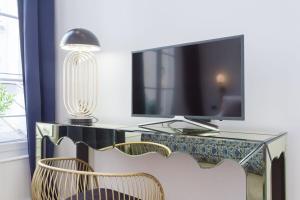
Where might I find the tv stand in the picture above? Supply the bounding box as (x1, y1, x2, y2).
(138, 116, 219, 134)
(183, 117, 218, 126)
(184, 117, 210, 122)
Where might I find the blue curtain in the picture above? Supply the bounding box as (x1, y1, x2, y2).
(18, 0, 56, 176)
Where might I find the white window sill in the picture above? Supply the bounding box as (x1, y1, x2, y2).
(0, 140, 28, 163)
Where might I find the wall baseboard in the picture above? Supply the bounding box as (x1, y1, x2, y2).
(0, 141, 28, 161)
(0, 155, 29, 163)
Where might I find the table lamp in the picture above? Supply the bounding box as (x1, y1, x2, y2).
(60, 28, 100, 125)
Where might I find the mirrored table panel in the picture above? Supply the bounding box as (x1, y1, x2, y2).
(36, 122, 286, 200)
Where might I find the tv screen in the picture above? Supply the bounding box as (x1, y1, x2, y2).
(132, 35, 244, 120)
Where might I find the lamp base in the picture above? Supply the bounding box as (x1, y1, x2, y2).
(70, 117, 93, 126)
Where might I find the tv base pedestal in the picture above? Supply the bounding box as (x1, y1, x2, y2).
(138, 116, 219, 134)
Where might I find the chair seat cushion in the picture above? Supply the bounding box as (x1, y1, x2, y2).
(66, 188, 140, 200)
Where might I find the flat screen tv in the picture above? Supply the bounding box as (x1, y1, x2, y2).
(132, 35, 244, 120)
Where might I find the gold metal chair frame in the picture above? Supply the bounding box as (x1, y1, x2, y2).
(32, 157, 165, 200)
(100, 141, 172, 157)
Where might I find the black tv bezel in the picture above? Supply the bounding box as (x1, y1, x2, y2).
(131, 35, 245, 121)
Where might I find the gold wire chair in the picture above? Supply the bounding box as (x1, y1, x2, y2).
(100, 142, 172, 157)
(32, 157, 165, 200)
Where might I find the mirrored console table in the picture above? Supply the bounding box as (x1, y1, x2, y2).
(36, 122, 286, 200)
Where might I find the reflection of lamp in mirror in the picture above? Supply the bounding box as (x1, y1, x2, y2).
(216, 73, 227, 87)
(60, 28, 100, 125)
(216, 72, 227, 103)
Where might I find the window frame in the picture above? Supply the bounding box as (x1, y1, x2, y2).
(0, 1, 27, 155)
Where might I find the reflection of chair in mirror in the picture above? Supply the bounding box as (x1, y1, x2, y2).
(100, 141, 172, 157)
(218, 95, 242, 117)
(32, 157, 165, 200)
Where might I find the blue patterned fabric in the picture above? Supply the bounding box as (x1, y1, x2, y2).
(141, 134, 265, 175)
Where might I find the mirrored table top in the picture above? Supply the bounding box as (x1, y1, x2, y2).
(44, 122, 284, 143)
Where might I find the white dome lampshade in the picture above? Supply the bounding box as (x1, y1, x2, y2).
(60, 28, 100, 125)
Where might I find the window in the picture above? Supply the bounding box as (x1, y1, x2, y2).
(0, 0, 26, 143)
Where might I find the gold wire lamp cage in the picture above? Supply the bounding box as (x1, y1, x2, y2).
(60, 28, 100, 125)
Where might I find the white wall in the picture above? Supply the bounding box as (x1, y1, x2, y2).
(55, 0, 300, 199)
(0, 158, 31, 200)
(0, 142, 31, 199)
